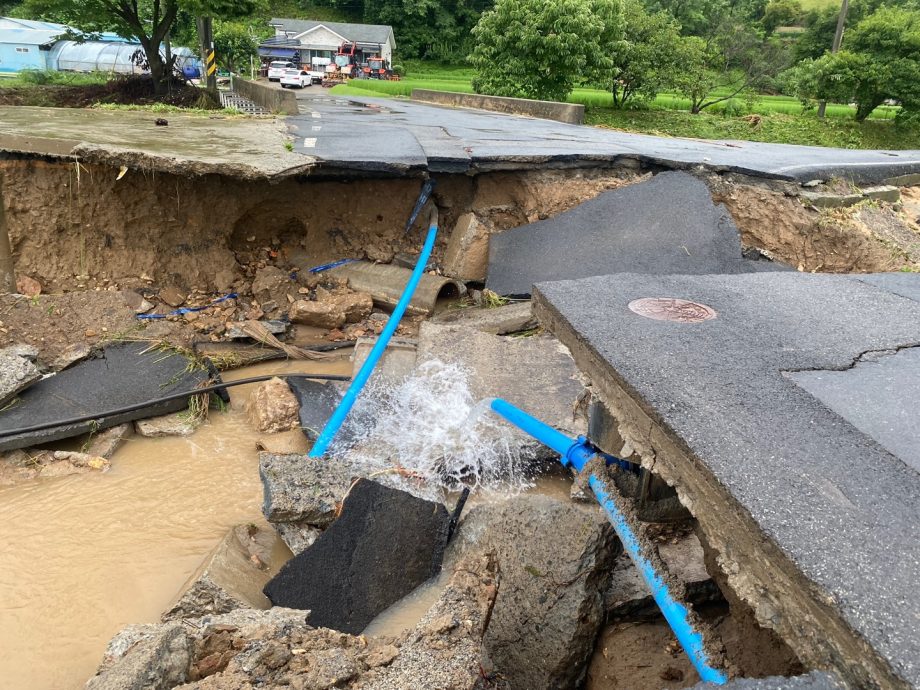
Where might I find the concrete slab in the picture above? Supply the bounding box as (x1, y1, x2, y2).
(0, 341, 210, 451)
(263, 478, 449, 634)
(533, 272, 920, 688)
(486, 172, 744, 297)
(0, 352, 40, 406)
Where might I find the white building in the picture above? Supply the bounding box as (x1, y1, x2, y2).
(262, 18, 395, 65)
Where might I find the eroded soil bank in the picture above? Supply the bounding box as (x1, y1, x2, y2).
(3, 159, 918, 300)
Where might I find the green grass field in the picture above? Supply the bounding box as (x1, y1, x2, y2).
(330, 63, 917, 149)
(800, 0, 837, 10)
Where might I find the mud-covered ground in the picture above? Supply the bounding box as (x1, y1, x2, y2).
(0, 75, 212, 109)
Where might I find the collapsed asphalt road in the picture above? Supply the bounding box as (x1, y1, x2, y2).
(287, 94, 920, 183)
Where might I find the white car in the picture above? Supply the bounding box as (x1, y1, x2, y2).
(267, 60, 293, 82)
(280, 68, 312, 89)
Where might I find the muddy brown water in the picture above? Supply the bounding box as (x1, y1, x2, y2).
(0, 358, 351, 690)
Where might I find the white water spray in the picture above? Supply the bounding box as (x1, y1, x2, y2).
(336, 359, 532, 494)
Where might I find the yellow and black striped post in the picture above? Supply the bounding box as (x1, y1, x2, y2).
(196, 16, 217, 94)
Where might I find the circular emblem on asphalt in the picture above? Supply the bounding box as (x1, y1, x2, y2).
(627, 298, 717, 323)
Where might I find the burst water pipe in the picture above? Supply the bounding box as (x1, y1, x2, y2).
(309, 205, 440, 458)
(489, 398, 728, 686)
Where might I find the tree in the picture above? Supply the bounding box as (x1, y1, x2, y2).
(762, 0, 802, 34)
(671, 20, 789, 113)
(212, 20, 257, 75)
(609, 0, 682, 107)
(787, 6, 920, 120)
(14, 0, 258, 92)
(469, 0, 623, 103)
(643, 0, 767, 36)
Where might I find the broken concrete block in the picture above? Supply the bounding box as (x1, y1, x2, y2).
(352, 337, 417, 385)
(862, 185, 900, 204)
(799, 190, 863, 208)
(135, 411, 199, 438)
(273, 522, 322, 556)
(264, 479, 450, 634)
(246, 377, 299, 433)
(486, 171, 745, 297)
(443, 212, 492, 282)
(417, 322, 586, 456)
(0, 352, 40, 406)
(430, 300, 537, 335)
(85, 622, 190, 690)
(336, 292, 374, 324)
(285, 378, 343, 441)
(0, 341, 210, 452)
(50, 342, 91, 371)
(161, 524, 287, 621)
(446, 494, 617, 690)
(0, 343, 39, 361)
(289, 299, 345, 329)
(225, 319, 287, 340)
(85, 423, 133, 459)
(605, 533, 717, 619)
(259, 452, 360, 527)
(255, 429, 310, 455)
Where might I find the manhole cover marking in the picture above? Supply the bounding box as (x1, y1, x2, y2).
(627, 298, 717, 323)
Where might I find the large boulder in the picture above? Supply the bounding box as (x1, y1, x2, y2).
(161, 524, 288, 621)
(447, 494, 617, 689)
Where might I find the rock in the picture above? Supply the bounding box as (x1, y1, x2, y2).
(264, 479, 451, 634)
(443, 212, 492, 281)
(224, 319, 287, 340)
(91, 559, 497, 690)
(801, 179, 824, 188)
(15, 275, 41, 297)
(418, 322, 587, 457)
(273, 522, 322, 556)
(430, 301, 537, 335)
(213, 269, 238, 293)
(122, 290, 154, 315)
(352, 337, 417, 384)
(246, 377, 299, 433)
(0, 352, 40, 405)
(0, 448, 110, 485)
(85, 423, 134, 459)
(38, 450, 110, 477)
(446, 494, 617, 690)
(162, 524, 288, 621)
(336, 292, 374, 324)
(159, 286, 187, 308)
(862, 185, 901, 204)
(289, 299, 345, 329)
(0, 343, 39, 361)
(251, 266, 293, 306)
(605, 532, 717, 619)
(259, 452, 359, 528)
(85, 622, 191, 690)
(50, 343, 92, 371)
(135, 411, 200, 437)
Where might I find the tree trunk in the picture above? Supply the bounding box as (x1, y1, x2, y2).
(148, 49, 167, 95)
(818, 0, 849, 118)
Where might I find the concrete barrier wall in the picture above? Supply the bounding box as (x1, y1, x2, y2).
(231, 77, 299, 115)
(411, 89, 584, 125)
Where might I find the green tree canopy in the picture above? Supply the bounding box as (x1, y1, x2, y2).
(761, 0, 801, 34)
(609, 0, 682, 107)
(469, 0, 623, 102)
(788, 6, 920, 120)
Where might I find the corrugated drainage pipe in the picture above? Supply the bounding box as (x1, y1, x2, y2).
(489, 397, 728, 686)
(309, 208, 440, 457)
(330, 261, 465, 316)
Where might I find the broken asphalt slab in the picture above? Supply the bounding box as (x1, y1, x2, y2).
(290, 95, 920, 183)
(263, 478, 450, 634)
(533, 271, 920, 688)
(0, 341, 211, 451)
(486, 171, 745, 297)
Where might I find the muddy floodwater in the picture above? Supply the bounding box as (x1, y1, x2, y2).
(0, 357, 351, 690)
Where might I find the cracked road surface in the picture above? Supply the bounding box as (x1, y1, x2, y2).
(288, 93, 920, 183)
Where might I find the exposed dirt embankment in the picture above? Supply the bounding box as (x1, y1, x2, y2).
(0, 160, 638, 293)
(708, 175, 920, 272)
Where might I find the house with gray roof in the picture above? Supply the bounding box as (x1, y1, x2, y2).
(263, 18, 395, 65)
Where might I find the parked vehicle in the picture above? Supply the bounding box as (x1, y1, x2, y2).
(307, 57, 331, 84)
(325, 42, 357, 81)
(362, 55, 391, 80)
(267, 60, 293, 81)
(280, 67, 312, 88)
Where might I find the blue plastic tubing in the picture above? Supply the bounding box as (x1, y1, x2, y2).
(489, 398, 728, 685)
(309, 218, 439, 458)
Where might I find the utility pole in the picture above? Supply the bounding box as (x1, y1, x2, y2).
(196, 16, 218, 97)
(817, 0, 849, 118)
(0, 172, 16, 294)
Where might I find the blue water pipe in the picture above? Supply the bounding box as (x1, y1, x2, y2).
(309, 207, 440, 458)
(489, 398, 728, 685)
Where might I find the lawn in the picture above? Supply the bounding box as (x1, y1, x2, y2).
(329, 62, 917, 149)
